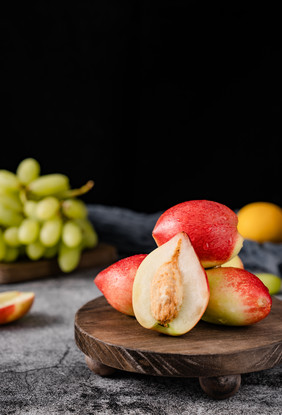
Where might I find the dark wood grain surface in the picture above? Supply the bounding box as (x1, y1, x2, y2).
(75, 296, 282, 377)
(0, 243, 117, 284)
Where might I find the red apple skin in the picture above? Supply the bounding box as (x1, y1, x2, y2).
(153, 200, 244, 268)
(202, 267, 272, 326)
(94, 254, 147, 316)
(0, 304, 15, 324)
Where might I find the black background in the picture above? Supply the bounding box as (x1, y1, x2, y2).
(1, 2, 281, 213)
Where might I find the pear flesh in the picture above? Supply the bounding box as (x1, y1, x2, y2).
(150, 238, 184, 327)
(132, 232, 210, 336)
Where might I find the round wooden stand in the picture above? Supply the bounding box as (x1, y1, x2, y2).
(75, 296, 282, 399)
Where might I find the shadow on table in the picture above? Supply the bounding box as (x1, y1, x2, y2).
(3, 312, 64, 329)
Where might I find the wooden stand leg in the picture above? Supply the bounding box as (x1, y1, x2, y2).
(85, 355, 116, 377)
(199, 374, 241, 400)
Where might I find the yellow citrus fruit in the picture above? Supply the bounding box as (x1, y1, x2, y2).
(237, 202, 282, 243)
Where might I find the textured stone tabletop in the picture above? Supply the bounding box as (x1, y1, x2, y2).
(1, 268, 281, 415)
(1, 205, 282, 414)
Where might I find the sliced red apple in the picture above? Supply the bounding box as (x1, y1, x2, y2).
(94, 254, 147, 316)
(0, 291, 35, 324)
(152, 200, 244, 268)
(132, 232, 210, 336)
(202, 267, 272, 325)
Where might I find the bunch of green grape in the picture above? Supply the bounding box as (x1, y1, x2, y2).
(0, 158, 98, 272)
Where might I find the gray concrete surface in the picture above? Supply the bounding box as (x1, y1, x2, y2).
(1, 266, 282, 415)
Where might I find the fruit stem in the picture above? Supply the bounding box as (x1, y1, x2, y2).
(58, 180, 94, 199)
(19, 188, 28, 204)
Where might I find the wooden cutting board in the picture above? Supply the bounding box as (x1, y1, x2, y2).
(75, 296, 282, 399)
(0, 243, 117, 284)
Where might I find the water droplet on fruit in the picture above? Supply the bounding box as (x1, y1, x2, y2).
(203, 242, 210, 250)
(228, 237, 233, 246)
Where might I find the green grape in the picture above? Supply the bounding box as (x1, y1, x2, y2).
(0, 188, 8, 196)
(0, 203, 23, 227)
(28, 174, 70, 197)
(3, 227, 20, 247)
(18, 218, 40, 244)
(0, 170, 21, 192)
(62, 220, 82, 248)
(16, 158, 40, 185)
(26, 240, 45, 260)
(58, 243, 81, 273)
(62, 198, 87, 219)
(23, 200, 38, 218)
(76, 218, 98, 248)
(3, 246, 19, 262)
(36, 196, 60, 220)
(40, 217, 62, 247)
(0, 193, 22, 212)
(44, 244, 59, 259)
(0, 230, 6, 260)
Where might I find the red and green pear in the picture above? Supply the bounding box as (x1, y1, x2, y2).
(153, 200, 244, 268)
(94, 254, 147, 316)
(202, 267, 272, 326)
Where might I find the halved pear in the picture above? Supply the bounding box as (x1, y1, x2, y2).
(132, 232, 210, 336)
